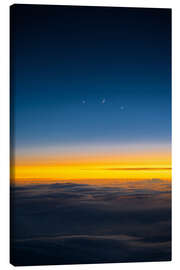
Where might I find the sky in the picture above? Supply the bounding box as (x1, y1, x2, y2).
(11, 5, 171, 183)
(10, 5, 171, 266)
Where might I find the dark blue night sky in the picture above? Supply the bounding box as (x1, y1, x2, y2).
(11, 5, 171, 150)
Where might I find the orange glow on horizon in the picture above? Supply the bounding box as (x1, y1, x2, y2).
(11, 149, 172, 185)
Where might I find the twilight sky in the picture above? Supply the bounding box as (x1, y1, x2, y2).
(11, 5, 171, 182)
(10, 5, 171, 265)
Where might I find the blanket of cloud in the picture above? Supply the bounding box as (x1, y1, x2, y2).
(10, 179, 171, 266)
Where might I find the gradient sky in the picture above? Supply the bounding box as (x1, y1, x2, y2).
(10, 6, 171, 266)
(11, 5, 171, 182)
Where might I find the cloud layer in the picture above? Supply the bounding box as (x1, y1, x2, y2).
(10, 179, 171, 266)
